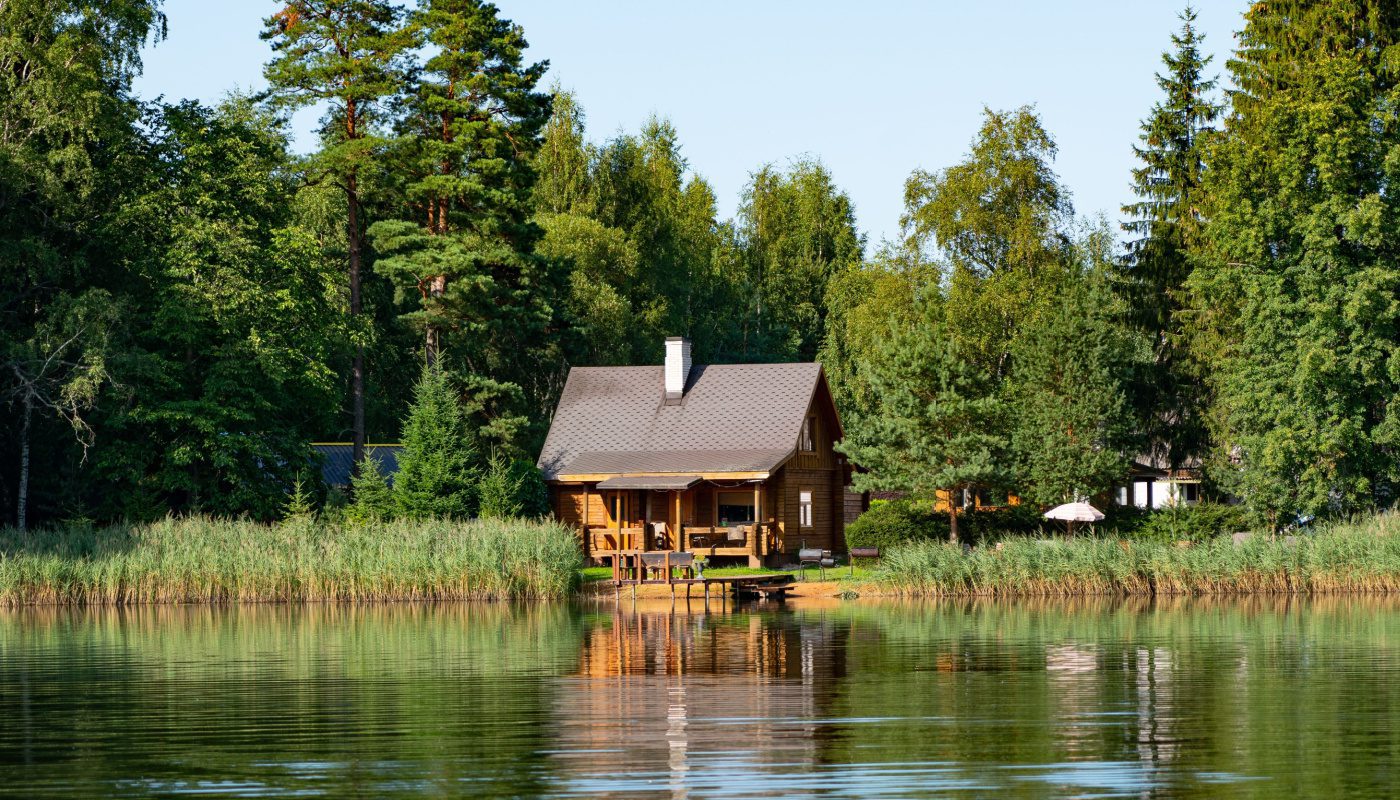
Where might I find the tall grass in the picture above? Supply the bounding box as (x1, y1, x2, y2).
(872, 512, 1400, 596)
(0, 516, 582, 605)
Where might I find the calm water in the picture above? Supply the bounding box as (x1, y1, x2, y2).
(2, 597, 1398, 798)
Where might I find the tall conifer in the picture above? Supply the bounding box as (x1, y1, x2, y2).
(262, 0, 414, 472)
(1187, 1, 1400, 522)
(1121, 6, 1220, 467)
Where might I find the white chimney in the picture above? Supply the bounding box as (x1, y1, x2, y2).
(664, 336, 691, 403)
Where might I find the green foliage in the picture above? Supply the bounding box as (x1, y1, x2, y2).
(872, 511, 1400, 596)
(1120, 7, 1220, 467)
(477, 452, 550, 519)
(734, 158, 865, 361)
(902, 107, 1073, 377)
(347, 454, 394, 524)
(92, 99, 344, 520)
(846, 499, 1048, 553)
(0, 516, 583, 603)
(1122, 502, 1251, 544)
(1005, 267, 1136, 505)
(369, 0, 557, 454)
(394, 363, 479, 518)
(819, 245, 938, 427)
(283, 476, 317, 521)
(1185, 2, 1400, 522)
(838, 301, 1008, 541)
(477, 451, 523, 519)
(845, 500, 945, 551)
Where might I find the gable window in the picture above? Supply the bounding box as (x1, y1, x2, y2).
(801, 416, 815, 451)
(799, 490, 813, 528)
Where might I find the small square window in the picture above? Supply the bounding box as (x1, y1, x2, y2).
(799, 490, 813, 528)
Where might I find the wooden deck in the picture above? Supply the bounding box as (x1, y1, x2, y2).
(606, 550, 795, 600)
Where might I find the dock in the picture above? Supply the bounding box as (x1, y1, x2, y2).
(607, 551, 795, 601)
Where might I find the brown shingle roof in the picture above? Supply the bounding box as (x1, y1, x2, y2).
(537, 363, 822, 480)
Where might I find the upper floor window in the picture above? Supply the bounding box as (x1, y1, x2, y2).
(801, 416, 815, 451)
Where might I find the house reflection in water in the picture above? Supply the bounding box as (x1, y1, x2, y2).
(553, 608, 848, 796)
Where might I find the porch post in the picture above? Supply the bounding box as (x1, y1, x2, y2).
(643, 490, 652, 552)
(750, 482, 763, 568)
(675, 490, 684, 552)
(581, 484, 591, 558)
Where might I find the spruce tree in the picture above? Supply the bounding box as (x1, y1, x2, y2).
(1187, 1, 1400, 523)
(1121, 6, 1220, 467)
(836, 302, 1008, 543)
(347, 453, 395, 523)
(476, 450, 522, 518)
(394, 362, 478, 518)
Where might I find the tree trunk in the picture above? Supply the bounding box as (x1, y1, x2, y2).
(347, 173, 366, 475)
(425, 274, 446, 368)
(16, 397, 31, 533)
(948, 489, 959, 544)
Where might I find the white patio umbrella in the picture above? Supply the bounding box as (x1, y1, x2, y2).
(1044, 502, 1105, 537)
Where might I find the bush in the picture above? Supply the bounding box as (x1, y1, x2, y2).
(846, 500, 946, 551)
(962, 503, 1045, 540)
(1126, 502, 1250, 543)
(848, 499, 1052, 550)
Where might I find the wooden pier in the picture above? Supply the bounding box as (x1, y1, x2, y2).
(608, 550, 795, 601)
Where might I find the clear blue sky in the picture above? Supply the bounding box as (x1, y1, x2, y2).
(134, 1, 1245, 246)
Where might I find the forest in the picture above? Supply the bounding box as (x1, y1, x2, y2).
(3, 0, 1399, 534)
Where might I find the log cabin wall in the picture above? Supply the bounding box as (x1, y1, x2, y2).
(775, 467, 841, 554)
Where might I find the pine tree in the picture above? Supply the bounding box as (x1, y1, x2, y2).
(394, 362, 478, 518)
(1186, 1, 1400, 523)
(370, 0, 552, 367)
(1121, 6, 1221, 468)
(262, 0, 414, 473)
(347, 453, 394, 523)
(836, 302, 1008, 543)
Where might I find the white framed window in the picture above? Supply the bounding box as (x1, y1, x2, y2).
(801, 416, 815, 451)
(799, 490, 813, 528)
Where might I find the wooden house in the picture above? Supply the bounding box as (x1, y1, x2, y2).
(537, 337, 855, 567)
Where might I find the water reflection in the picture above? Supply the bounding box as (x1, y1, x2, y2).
(1, 597, 1399, 797)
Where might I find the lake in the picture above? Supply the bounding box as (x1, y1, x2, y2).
(1, 596, 1397, 798)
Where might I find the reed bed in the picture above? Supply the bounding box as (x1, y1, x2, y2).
(0, 516, 582, 605)
(872, 512, 1400, 597)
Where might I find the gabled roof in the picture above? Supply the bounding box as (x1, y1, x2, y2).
(312, 444, 402, 488)
(537, 363, 826, 480)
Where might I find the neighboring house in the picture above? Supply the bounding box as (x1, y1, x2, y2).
(311, 443, 403, 490)
(537, 337, 855, 567)
(1116, 455, 1203, 509)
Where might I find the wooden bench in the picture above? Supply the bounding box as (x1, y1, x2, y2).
(848, 546, 880, 576)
